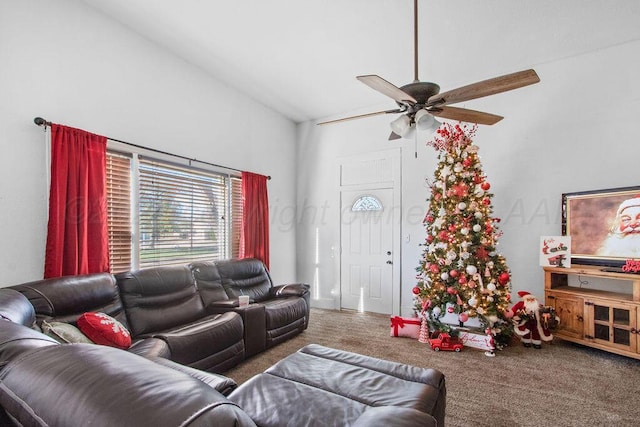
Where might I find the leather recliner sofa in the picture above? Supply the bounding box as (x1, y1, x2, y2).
(114, 264, 245, 372)
(5, 258, 310, 373)
(191, 258, 310, 357)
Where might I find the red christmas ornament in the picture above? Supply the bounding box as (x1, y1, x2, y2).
(447, 306, 455, 313)
(451, 183, 468, 198)
(462, 158, 472, 167)
(476, 247, 489, 260)
(459, 275, 467, 285)
(446, 287, 456, 294)
(425, 215, 434, 223)
(482, 198, 491, 206)
(438, 230, 449, 241)
(412, 286, 421, 295)
(448, 224, 457, 232)
(426, 235, 434, 243)
(459, 312, 469, 323)
(449, 269, 459, 278)
(498, 272, 510, 285)
(481, 182, 491, 191)
(429, 264, 440, 274)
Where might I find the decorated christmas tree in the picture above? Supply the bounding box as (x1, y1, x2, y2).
(413, 123, 514, 348)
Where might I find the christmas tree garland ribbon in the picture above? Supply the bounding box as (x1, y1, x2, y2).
(440, 166, 449, 199)
(473, 273, 485, 290)
(421, 299, 430, 316)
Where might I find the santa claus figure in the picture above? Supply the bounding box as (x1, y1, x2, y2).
(597, 196, 640, 258)
(484, 328, 496, 357)
(509, 291, 558, 349)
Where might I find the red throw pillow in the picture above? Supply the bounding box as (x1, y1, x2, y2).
(77, 312, 131, 349)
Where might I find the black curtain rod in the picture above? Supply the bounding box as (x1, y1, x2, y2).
(33, 117, 271, 180)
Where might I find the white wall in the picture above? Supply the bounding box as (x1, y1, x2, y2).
(297, 39, 640, 315)
(0, 0, 297, 286)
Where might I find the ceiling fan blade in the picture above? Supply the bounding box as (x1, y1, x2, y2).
(357, 75, 417, 105)
(426, 69, 540, 107)
(431, 106, 503, 125)
(389, 131, 402, 140)
(317, 109, 403, 126)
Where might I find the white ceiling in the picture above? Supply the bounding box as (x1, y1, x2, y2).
(78, 0, 640, 124)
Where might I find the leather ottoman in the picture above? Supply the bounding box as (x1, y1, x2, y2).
(228, 344, 446, 426)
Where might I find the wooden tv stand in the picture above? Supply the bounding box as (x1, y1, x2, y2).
(543, 265, 640, 360)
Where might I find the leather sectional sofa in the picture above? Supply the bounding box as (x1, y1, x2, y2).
(5, 258, 310, 373)
(0, 258, 447, 426)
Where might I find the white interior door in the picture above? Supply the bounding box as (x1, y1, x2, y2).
(340, 188, 395, 314)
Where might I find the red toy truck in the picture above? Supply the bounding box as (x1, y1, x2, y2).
(428, 332, 464, 352)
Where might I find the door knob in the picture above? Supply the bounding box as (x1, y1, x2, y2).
(387, 251, 391, 255)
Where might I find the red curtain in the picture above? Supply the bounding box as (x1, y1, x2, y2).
(239, 172, 270, 269)
(44, 124, 109, 278)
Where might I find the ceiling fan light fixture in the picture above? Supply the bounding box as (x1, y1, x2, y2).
(390, 115, 412, 137)
(415, 109, 442, 133)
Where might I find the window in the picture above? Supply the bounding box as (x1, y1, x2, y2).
(138, 157, 228, 267)
(351, 195, 383, 212)
(106, 151, 242, 273)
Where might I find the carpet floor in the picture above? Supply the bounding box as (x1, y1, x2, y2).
(224, 308, 640, 426)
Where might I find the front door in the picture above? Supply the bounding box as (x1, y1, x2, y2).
(340, 188, 395, 314)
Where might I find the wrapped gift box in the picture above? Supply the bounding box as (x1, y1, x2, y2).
(390, 316, 421, 339)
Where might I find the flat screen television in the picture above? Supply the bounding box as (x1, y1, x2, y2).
(562, 186, 640, 269)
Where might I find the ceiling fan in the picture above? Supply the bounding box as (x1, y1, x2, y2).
(318, 0, 540, 140)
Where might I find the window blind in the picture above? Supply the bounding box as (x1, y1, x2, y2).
(138, 157, 229, 267)
(230, 176, 243, 258)
(106, 152, 132, 273)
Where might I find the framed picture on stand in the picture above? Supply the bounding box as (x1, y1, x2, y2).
(539, 236, 571, 268)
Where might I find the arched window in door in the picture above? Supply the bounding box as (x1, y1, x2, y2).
(351, 195, 383, 212)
